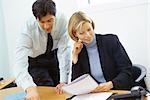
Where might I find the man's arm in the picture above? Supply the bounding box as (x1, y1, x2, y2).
(54, 13, 72, 94)
(13, 30, 36, 90)
(54, 12, 72, 83)
(57, 33, 72, 83)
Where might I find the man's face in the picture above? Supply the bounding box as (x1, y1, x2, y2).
(37, 14, 55, 33)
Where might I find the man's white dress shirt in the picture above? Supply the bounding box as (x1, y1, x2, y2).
(14, 12, 71, 90)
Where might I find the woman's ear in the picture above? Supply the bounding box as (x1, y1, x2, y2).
(72, 31, 79, 42)
(73, 30, 77, 36)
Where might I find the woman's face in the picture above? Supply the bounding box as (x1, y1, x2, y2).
(75, 22, 94, 44)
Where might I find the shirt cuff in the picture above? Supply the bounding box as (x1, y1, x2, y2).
(21, 80, 37, 91)
(16, 77, 37, 91)
(60, 72, 69, 83)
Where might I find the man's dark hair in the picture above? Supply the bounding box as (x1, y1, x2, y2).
(32, 0, 56, 20)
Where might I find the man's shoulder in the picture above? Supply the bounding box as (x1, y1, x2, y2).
(52, 12, 67, 34)
(25, 17, 38, 28)
(55, 12, 67, 24)
(56, 11, 66, 19)
(21, 16, 40, 36)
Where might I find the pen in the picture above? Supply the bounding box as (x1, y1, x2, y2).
(66, 95, 76, 100)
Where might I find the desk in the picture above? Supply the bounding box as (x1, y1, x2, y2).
(0, 87, 149, 100)
(0, 77, 15, 90)
(0, 86, 66, 100)
(109, 90, 129, 94)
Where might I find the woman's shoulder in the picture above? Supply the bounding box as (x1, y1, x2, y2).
(96, 33, 119, 40)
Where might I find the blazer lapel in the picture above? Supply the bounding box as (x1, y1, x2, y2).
(96, 34, 107, 79)
(80, 45, 91, 73)
(96, 34, 105, 68)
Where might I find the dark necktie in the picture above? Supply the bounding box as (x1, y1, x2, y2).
(45, 33, 53, 54)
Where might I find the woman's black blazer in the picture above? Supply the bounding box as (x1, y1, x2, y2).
(72, 34, 133, 90)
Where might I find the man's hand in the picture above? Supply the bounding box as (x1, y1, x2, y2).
(26, 86, 40, 100)
(92, 81, 113, 93)
(55, 82, 66, 94)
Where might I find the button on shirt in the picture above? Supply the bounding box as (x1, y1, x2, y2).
(14, 12, 71, 90)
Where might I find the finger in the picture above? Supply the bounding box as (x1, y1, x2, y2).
(98, 86, 105, 91)
(59, 90, 63, 94)
(91, 87, 100, 93)
(56, 85, 64, 94)
(55, 87, 60, 94)
(75, 44, 81, 50)
(78, 39, 82, 43)
(98, 86, 108, 92)
(92, 89, 100, 93)
(94, 85, 104, 92)
(91, 90, 97, 93)
(55, 86, 58, 92)
(76, 46, 79, 50)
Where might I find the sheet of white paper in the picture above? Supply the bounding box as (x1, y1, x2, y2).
(62, 74, 98, 95)
(72, 92, 112, 100)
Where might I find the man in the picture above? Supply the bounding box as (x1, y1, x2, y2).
(13, 0, 71, 99)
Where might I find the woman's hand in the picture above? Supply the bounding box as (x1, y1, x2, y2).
(72, 39, 83, 64)
(55, 82, 66, 94)
(92, 81, 113, 93)
(26, 86, 40, 100)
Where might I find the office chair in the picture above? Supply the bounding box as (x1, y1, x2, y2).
(110, 64, 148, 100)
(131, 64, 147, 88)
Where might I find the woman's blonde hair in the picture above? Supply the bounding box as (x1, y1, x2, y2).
(68, 11, 95, 42)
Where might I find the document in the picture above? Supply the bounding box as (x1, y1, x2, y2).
(62, 74, 98, 95)
(72, 92, 113, 100)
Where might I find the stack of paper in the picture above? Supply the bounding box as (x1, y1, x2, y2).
(62, 74, 98, 95)
(62, 74, 113, 100)
(72, 92, 113, 100)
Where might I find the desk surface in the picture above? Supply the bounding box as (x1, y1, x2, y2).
(0, 86, 129, 100)
(0, 86, 66, 100)
(0, 77, 15, 90)
(0, 86, 148, 100)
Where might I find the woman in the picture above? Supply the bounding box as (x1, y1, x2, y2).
(68, 11, 133, 92)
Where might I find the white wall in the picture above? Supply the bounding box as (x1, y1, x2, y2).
(81, 0, 148, 67)
(54, 0, 77, 18)
(0, 1, 9, 78)
(145, 0, 150, 90)
(148, 0, 150, 75)
(1, 0, 35, 77)
(80, 0, 150, 90)
(1, 0, 150, 89)
(0, 0, 77, 77)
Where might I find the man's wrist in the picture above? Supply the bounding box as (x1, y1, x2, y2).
(59, 82, 67, 84)
(26, 86, 37, 93)
(108, 81, 113, 89)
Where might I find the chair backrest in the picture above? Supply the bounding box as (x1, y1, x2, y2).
(131, 64, 147, 88)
